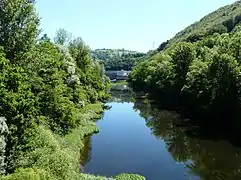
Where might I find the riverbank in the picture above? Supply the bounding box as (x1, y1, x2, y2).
(83, 87, 241, 179)
(2, 103, 144, 180)
(111, 80, 128, 87)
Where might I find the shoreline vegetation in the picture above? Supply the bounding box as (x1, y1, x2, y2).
(129, 1, 241, 128)
(0, 0, 144, 179)
(2, 0, 241, 179)
(2, 103, 144, 180)
(111, 80, 128, 87)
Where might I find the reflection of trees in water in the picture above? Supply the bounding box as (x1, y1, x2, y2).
(79, 136, 92, 171)
(133, 95, 241, 180)
(80, 87, 241, 179)
(110, 84, 148, 104)
(110, 87, 135, 103)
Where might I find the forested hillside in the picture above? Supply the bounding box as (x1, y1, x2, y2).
(92, 49, 148, 70)
(129, 1, 241, 125)
(157, 0, 241, 51)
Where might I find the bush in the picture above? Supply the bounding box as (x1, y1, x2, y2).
(0, 117, 8, 175)
(2, 168, 53, 180)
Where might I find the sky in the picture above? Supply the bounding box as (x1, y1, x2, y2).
(36, 0, 236, 52)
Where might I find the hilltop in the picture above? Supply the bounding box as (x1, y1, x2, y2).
(157, 0, 241, 51)
(92, 48, 149, 70)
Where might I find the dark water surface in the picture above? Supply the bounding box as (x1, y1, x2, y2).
(82, 85, 241, 180)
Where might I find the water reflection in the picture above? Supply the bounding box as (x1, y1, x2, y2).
(80, 136, 92, 171)
(82, 85, 241, 179)
(133, 94, 241, 179)
(109, 84, 134, 103)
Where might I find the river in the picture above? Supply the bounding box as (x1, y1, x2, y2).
(81, 85, 241, 180)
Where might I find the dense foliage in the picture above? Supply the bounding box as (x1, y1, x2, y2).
(0, 0, 119, 179)
(157, 0, 241, 51)
(0, 117, 8, 175)
(92, 48, 147, 70)
(130, 19, 241, 122)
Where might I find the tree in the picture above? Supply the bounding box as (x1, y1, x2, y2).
(208, 53, 241, 111)
(0, 0, 40, 62)
(182, 59, 210, 112)
(157, 40, 169, 52)
(54, 28, 72, 45)
(39, 34, 51, 43)
(145, 53, 175, 90)
(169, 42, 196, 89)
(68, 37, 91, 71)
(0, 47, 38, 172)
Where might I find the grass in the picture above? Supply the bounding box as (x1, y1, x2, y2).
(111, 80, 128, 87)
(116, 174, 146, 180)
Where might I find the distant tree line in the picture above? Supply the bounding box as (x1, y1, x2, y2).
(92, 49, 150, 70)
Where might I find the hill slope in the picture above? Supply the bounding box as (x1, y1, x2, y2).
(129, 0, 241, 122)
(92, 49, 147, 70)
(158, 0, 241, 51)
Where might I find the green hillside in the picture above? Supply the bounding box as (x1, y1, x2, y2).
(157, 0, 241, 51)
(130, 0, 241, 123)
(92, 48, 150, 70)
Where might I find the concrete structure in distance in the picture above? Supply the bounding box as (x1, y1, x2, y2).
(105, 70, 131, 80)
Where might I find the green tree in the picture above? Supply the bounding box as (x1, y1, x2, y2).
(69, 37, 92, 71)
(129, 60, 149, 89)
(0, 1, 111, 178)
(54, 28, 72, 46)
(0, 49, 38, 172)
(229, 31, 241, 62)
(182, 59, 210, 112)
(208, 53, 241, 111)
(169, 42, 196, 88)
(39, 34, 51, 43)
(0, 0, 40, 62)
(145, 53, 175, 91)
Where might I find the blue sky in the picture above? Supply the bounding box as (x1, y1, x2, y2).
(36, 0, 235, 52)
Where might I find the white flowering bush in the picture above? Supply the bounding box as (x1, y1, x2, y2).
(0, 117, 8, 175)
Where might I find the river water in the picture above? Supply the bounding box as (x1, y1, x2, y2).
(82, 85, 241, 180)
